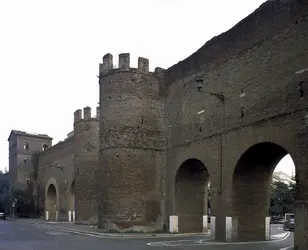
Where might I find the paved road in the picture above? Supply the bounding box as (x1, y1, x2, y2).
(0, 220, 294, 250)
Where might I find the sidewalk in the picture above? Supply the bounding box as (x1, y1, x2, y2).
(17, 219, 209, 238)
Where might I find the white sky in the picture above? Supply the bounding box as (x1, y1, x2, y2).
(0, 0, 294, 176)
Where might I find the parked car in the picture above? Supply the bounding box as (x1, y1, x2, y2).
(283, 213, 294, 231)
(278, 218, 285, 224)
(270, 216, 280, 224)
(0, 211, 7, 220)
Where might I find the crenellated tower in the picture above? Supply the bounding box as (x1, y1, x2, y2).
(98, 53, 167, 232)
(73, 106, 99, 225)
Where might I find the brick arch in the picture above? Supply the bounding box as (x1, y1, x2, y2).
(166, 145, 217, 228)
(174, 158, 210, 233)
(231, 141, 294, 242)
(45, 177, 60, 220)
(171, 147, 216, 180)
(227, 129, 296, 180)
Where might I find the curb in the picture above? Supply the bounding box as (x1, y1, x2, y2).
(21, 221, 210, 239)
(280, 247, 294, 250)
(147, 232, 291, 247)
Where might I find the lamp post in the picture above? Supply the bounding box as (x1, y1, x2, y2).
(196, 77, 225, 194)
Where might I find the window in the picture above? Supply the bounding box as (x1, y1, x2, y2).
(42, 144, 48, 151)
(24, 142, 29, 150)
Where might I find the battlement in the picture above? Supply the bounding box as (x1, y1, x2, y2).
(74, 106, 100, 123)
(99, 53, 165, 77)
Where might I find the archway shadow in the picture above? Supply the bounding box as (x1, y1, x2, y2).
(175, 158, 210, 233)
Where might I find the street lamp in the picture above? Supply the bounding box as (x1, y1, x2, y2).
(196, 76, 225, 194)
(196, 77, 225, 102)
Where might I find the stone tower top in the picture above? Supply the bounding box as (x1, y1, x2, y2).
(73, 106, 99, 123)
(98, 53, 165, 78)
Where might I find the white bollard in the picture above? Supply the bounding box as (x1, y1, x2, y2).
(72, 211, 75, 223)
(203, 215, 208, 232)
(56, 211, 58, 221)
(45, 211, 49, 221)
(68, 211, 72, 222)
(226, 217, 232, 242)
(225, 217, 238, 242)
(210, 216, 216, 240)
(169, 215, 178, 233)
(265, 216, 271, 240)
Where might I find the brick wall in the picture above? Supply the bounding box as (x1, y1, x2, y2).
(98, 59, 166, 231)
(37, 137, 74, 220)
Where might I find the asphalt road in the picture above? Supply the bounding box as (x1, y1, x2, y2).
(0, 220, 294, 250)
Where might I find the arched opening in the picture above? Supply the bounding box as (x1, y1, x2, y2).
(175, 158, 210, 233)
(42, 144, 48, 151)
(232, 142, 295, 241)
(69, 180, 75, 212)
(46, 184, 57, 220)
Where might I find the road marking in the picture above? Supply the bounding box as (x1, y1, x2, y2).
(147, 232, 290, 247)
(29, 222, 208, 239)
(46, 231, 70, 236)
(24, 222, 210, 239)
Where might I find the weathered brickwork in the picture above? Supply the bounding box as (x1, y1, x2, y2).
(8, 131, 52, 191)
(162, 1, 308, 249)
(7, 109, 99, 224)
(7, 1, 308, 249)
(37, 136, 74, 220)
(97, 54, 166, 231)
(74, 107, 99, 225)
(96, 1, 308, 248)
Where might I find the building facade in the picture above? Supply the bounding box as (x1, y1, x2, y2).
(8, 107, 99, 224)
(8, 1, 308, 249)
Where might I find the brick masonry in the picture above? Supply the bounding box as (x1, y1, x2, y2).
(7, 0, 308, 249)
(74, 107, 99, 225)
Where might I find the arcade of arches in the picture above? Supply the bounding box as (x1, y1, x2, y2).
(173, 142, 308, 244)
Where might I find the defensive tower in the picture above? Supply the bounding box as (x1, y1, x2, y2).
(98, 53, 166, 232)
(73, 106, 99, 224)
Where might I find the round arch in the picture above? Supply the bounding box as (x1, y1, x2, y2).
(45, 177, 59, 220)
(175, 158, 210, 233)
(232, 142, 294, 241)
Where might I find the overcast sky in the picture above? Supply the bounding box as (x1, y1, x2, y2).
(0, 0, 295, 176)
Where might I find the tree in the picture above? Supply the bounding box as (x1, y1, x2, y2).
(270, 180, 295, 216)
(10, 186, 36, 218)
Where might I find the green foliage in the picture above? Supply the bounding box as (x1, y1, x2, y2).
(10, 187, 37, 217)
(270, 180, 295, 216)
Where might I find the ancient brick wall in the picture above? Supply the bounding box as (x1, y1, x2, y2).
(163, 0, 308, 244)
(9, 133, 52, 191)
(73, 107, 99, 225)
(37, 137, 74, 220)
(97, 53, 166, 232)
